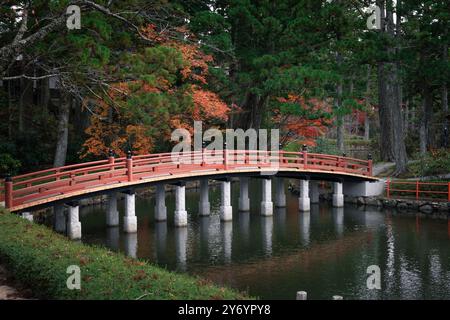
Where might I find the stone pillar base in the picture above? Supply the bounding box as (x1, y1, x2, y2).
(175, 210, 188, 227)
(220, 205, 233, 221)
(124, 216, 137, 233)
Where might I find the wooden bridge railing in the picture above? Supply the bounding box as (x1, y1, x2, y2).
(0, 150, 372, 210)
(386, 179, 450, 202)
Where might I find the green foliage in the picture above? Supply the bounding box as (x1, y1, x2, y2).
(309, 137, 340, 155)
(0, 154, 21, 176)
(0, 211, 249, 300)
(413, 149, 450, 177)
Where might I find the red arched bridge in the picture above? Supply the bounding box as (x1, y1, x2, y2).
(1, 150, 375, 213)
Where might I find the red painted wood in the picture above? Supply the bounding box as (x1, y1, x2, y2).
(2, 150, 374, 210)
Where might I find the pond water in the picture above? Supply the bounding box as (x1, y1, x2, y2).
(78, 180, 450, 300)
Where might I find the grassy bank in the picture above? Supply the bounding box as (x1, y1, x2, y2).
(0, 209, 248, 300)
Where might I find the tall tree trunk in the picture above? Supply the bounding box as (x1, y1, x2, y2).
(377, 0, 408, 173)
(54, 93, 71, 167)
(391, 2, 408, 174)
(336, 52, 344, 153)
(442, 43, 448, 148)
(420, 87, 433, 155)
(364, 65, 371, 141)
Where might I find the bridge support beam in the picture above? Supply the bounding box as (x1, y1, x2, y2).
(261, 178, 273, 216)
(274, 177, 286, 208)
(124, 191, 137, 233)
(54, 204, 66, 233)
(174, 184, 188, 227)
(239, 177, 250, 211)
(332, 182, 344, 207)
(68, 203, 81, 240)
(199, 179, 210, 216)
(155, 184, 167, 221)
(298, 180, 311, 212)
(106, 192, 119, 227)
(309, 181, 320, 204)
(220, 180, 233, 221)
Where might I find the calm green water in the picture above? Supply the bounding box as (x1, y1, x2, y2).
(78, 180, 450, 300)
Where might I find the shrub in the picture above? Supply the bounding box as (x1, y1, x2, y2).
(414, 149, 450, 177)
(0, 210, 248, 300)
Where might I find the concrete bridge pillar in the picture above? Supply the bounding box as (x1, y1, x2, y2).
(21, 212, 33, 222)
(332, 207, 344, 236)
(220, 180, 233, 221)
(222, 221, 233, 263)
(261, 216, 273, 256)
(298, 180, 311, 212)
(199, 179, 210, 216)
(274, 177, 286, 208)
(309, 181, 320, 204)
(261, 178, 273, 216)
(239, 177, 250, 211)
(174, 184, 188, 227)
(299, 211, 310, 245)
(106, 192, 119, 227)
(106, 227, 120, 251)
(175, 227, 188, 271)
(67, 203, 81, 240)
(124, 191, 137, 233)
(332, 182, 344, 207)
(124, 233, 138, 258)
(54, 204, 66, 233)
(155, 184, 167, 221)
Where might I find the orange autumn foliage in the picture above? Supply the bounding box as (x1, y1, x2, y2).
(274, 94, 331, 146)
(82, 24, 230, 158)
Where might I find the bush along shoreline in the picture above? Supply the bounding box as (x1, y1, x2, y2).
(0, 209, 248, 300)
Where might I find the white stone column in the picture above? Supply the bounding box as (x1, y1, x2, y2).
(333, 182, 344, 207)
(68, 204, 81, 240)
(123, 192, 137, 233)
(106, 227, 119, 251)
(222, 221, 233, 263)
(310, 181, 320, 204)
(155, 222, 167, 262)
(21, 212, 33, 222)
(239, 177, 250, 211)
(333, 207, 344, 236)
(261, 178, 273, 216)
(155, 184, 167, 221)
(124, 233, 138, 258)
(106, 192, 119, 227)
(274, 177, 286, 207)
(239, 211, 250, 244)
(220, 181, 233, 221)
(299, 211, 310, 245)
(261, 216, 273, 256)
(299, 180, 311, 211)
(174, 185, 188, 227)
(175, 227, 188, 271)
(199, 179, 210, 216)
(54, 204, 66, 233)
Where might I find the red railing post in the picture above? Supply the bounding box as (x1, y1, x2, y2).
(108, 149, 115, 178)
(127, 150, 133, 181)
(223, 142, 228, 170)
(4, 174, 13, 209)
(367, 153, 373, 176)
(448, 182, 450, 202)
(386, 178, 390, 198)
(416, 180, 419, 200)
(302, 144, 308, 169)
